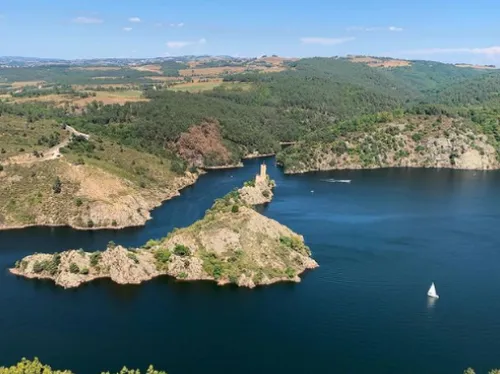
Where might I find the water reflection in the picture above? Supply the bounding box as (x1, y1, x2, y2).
(427, 296, 437, 309)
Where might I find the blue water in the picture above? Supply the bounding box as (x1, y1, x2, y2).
(1, 158, 500, 374)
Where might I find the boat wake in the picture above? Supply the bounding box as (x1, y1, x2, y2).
(321, 179, 351, 184)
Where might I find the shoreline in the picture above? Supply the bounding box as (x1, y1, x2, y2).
(0, 171, 202, 232)
(283, 164, 500, 175)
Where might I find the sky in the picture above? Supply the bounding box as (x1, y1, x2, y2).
(2, 0, 500, 64)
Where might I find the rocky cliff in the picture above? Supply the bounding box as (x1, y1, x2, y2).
(10, 173, 317, 289)
(278, 116, 500, 173)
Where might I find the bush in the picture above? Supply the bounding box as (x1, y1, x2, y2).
(87, 219, 94, 228)
(69, 263, 79, 274)
(411, 132, 423, 142)
(154, 248, 171, 268)
(173, 244, 190, 257)
(90, 251, 102, 267)
(127, 252, 139, 264)
(0, 164, 3, 172)
(80, 267, 89, 275)
(33, 261, 46, 273)
(231, 204, 239, 213)
(75, 198, 83, 207)
(143, 239, 160, 249)
(107, 241, 116, 249)
(111, 219, 118, 227)
(262, 190, 270, 198)
(244, 180, 255, 187)
(52, 177, 62, 194)
(285, 267, 296, 278)
(170, 159, 187, 174)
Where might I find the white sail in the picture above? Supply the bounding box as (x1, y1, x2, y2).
(427, 282, 439, 299)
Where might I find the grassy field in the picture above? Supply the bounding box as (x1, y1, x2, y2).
(0, 116, 187, 228)
(170, 80, 253, 93)
(62, 136, 178, 186)
(0, 89, 148, 106)
(179, 66, 248, 77)
(0, 116, 65, 162)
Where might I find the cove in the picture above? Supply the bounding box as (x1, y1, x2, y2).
(1, 158, 500, 374)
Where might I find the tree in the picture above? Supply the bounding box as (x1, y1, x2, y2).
(69, 263, 79, 274)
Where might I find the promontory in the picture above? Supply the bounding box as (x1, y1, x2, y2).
(10, 164, 318, 288)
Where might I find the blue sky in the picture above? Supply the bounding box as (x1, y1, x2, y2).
(2, 0, 500, 64)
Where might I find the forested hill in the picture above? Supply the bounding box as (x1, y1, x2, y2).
(2, 56, 500, 172)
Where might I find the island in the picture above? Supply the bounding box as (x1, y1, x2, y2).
(10, 164, 318, 289)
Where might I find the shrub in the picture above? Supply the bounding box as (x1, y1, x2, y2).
(262, 190, 270, 198)
(411, 133, 423, 142)
(212, 265, 222, 280)
(0, 164, 3, 172)
(111, 219, 118, 227)
(178, 272, 188, 279)
(285, 267, 296, 278)
(173, 244, 190, 257)
(87, 219, 94, 228)
(33, 261, 45, 273)
(154, 248, 171, 268)
(244, 180, 255, 187)
(170, 159, 187, 174)
(69, 263, 79, 274)
(107, 241, 116, 249)
(143, 239, 160, 249)
(52, 177, 62, 194)
(127, 252, 139, 264)
(90, 251, 102, 267)
(231, 204, 239, 213)
(80, 267, 89, 275)
(75, 198, 83, 207)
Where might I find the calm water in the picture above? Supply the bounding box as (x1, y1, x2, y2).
(1, 158, 500, 374)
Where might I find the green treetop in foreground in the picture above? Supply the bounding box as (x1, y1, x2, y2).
(0, 358, 167, 374)
(1, 358, 499, 373)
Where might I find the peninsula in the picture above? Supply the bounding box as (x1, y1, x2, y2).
(10, 164, 318, 288)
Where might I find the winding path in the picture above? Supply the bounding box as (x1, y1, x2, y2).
(4, 124, 90, 166)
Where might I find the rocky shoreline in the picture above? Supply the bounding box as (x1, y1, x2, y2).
(0, 171, 201, 231)
(10, 166, 318, 289)
(279, 117, 500, 174)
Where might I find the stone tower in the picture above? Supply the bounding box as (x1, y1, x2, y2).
(255, 163, 267, 184)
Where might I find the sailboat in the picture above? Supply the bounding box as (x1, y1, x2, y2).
(427, 282, 439, 299)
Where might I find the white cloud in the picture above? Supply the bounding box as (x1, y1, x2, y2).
(300, 37, 355, 46)
(347, 26, 403, 32)
(388, 26, 403, 32)
(166, 38, 207, 49)
(400, 46, 500, 56)
(169, 22, 184, 28)
(72, 16, 103, 24)
(123, 27, 132, 32)
(129, 17, 141, 23)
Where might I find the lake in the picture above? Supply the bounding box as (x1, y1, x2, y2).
(1, 158, 500, 374)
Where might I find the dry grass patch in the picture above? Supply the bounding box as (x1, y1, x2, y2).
(10, 81, 45, 88)
(455, 64, 497, 70)
(131, 64, 163, 74)
(72, 90, 148, 106)
(179, 66, 248, 77)
(349, 56, 411, 68)
(144, 76, 184, 82)
(2, 90, 148, 106)
(70, 66, 122, 71)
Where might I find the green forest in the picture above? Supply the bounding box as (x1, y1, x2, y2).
(2, 57, 500, 170)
